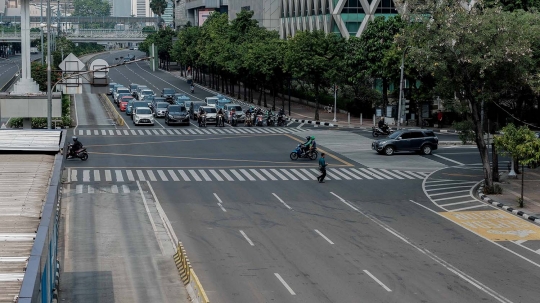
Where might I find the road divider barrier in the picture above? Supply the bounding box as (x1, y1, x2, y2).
(99, 93, 125, 126)
(173, 242, 210, 303)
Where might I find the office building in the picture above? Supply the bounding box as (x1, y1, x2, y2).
(185, 0, 227, 26)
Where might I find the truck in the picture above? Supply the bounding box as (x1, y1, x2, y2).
(30, 47, 38, 54)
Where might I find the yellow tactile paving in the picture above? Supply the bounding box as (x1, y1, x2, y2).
(440, 210, 540, 241)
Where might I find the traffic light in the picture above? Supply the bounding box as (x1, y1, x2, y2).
(403, 99, 410, 114)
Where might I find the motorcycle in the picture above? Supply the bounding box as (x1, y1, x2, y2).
(256, 114, 264, 126)
(190, 85, 195, 94)
(277, 114, 286, 126)
(230, 114, 238, 127)
(290, 144, 318, 161)
(216, 114, 225, 127)
(245, 113, 253, 127)
(372, 125, 393, 137)
(66, 144, 88, 161)
(199, 114, 207, 127)
(267, 114, 275, 126)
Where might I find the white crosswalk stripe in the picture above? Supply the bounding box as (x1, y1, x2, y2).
(70, 168, 433, 183)
(76, 127, 308, 136)
(73, 184, 134, 194)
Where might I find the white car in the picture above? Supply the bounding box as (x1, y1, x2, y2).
(204, 96, 219, 107)
(223, 104, 245, 123)
(138, 89, 155, 101)
(133, 107, 155, 126)
(200, 106, 217, 124)
(114, 87, 130, 103)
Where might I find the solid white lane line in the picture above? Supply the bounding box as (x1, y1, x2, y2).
(219, 169, 234, 181)
(314, 229, 334, 244)
(126, 170, 135, 181)
(432, 195, 471, 201)
(198, 170, 212, 181)
(209, 170, 224, 181)
(425, 181, 478, 187)
(363, 270, 392, 292)
(83, 170, 90, 182)
(213, 193, 223, 204)
(330, 192, 360, 212)
(94, 170, 101, 181)
(426, 185, 475, 191)
(439, 200, 478, 207)
(122, 185, 130, 193)
(272, 193, 292, 210)
(136, 170, 146, 181)
(274, 273, 296, 295)
(168, 170, 180, 181)
(433, 154, 465, 165)
(147, 170, 158, 181)
(424, 179, 459, 183)
(218, 203, 227, 212)
(157, 170, 169, 181)
(240, 230, 255, 246)
(429, 190, 470, 196)
(449, 204, 486, 212)
(105, 170, 112, 181)
(115, 170, 124, 182)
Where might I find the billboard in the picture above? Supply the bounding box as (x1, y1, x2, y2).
(198, 9, 214, 26)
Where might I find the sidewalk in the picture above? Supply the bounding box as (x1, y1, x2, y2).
(479, 167, 540, 221)
(166, 68, 458, 132)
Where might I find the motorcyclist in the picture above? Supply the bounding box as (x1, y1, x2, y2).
(266, 108, 274, 125)
(301, 136, 315, 155)
(217, 108, 224, 126)
(255, 108, 263, 125)
(378, 117, 389, 133)
(190, 84, 195, 93)
(69, 136, 83, 158)
(230, 107, 236, 124)
(198, 107, 206, 125)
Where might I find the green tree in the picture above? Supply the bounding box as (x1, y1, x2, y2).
(484, 0, 540, 10)
(284, 30, 345, 120)
(150, 0, 167, 16)
(495, 124, 540, 206)
(401, 0, 540, 188)
(72, 0, 111, 17)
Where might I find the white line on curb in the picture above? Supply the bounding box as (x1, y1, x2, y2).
(363, 270, 392, 292)
(239, 230, 254, 246)
(218, 203, 227, 212)
(274, 273, 296, 295)
(213, 193, 223, 203)
(433, 154, 465, 165)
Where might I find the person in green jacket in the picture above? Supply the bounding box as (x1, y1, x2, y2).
(317, 153, 327, 183)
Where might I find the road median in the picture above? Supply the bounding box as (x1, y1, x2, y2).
(99, 93, 125, 126)
(173, 242, 210, 303)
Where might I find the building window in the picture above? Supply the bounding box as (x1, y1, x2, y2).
(342, 0, 364, 14)
(241, 6, 250, 11)
(326, 0, 330, 14)
(376, 0, 398, 14)
(305, 0, 309, 16)
(7, 0, 17, 8)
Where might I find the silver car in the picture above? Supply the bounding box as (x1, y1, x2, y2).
(153, 102, 170, 118)
(223, 104, 245, 123)
(138, 89, 155, 101)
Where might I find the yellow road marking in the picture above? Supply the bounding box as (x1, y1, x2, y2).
(440, 210, 540, 241)
(87, 134, 281, 147)
(91, 151, 331, 166)
(283, 134, 354, 167)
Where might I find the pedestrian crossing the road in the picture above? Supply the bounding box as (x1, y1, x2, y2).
(76, 127, 308, 136)
(70, 167, 429, 183)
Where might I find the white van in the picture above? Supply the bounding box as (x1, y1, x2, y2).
(204, 96, 219, 107)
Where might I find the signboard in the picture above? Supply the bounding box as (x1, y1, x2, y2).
(198, 9, 214, 26)
(58, 53, 84, 94)
(441, 210, 540, 241)
(421, 103, 430, 118)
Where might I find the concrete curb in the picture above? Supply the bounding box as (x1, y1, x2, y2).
(476, 183, 540, 225)
(286, 118, 336, 127)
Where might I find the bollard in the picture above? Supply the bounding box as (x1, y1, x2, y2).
(360, 113, 363, 125)
(373, 114, 376, 126)
(348, 113, 350, 124)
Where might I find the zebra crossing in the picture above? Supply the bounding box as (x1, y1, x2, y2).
(73, 184, 133, 194)
(70, 167, 430, 183)
(423, 178, 490, 212)
(76, 127, 308, 136)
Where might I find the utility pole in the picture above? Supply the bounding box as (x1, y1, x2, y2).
(47, 0, 52, 129)
(397, 46, 411, 129)
(40, 0, 43, 64)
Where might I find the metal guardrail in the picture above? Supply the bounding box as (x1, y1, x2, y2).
(17, 130, 67, 303)
(173, 242, 210, 303)
(0, 30, 149, 42)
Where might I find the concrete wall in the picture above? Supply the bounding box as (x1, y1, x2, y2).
(227, 0, 280, 31)
(0, 93, 62, 118)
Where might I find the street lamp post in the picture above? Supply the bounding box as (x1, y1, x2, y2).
(397, 46, 411, 129)
(333, 84, 337, 122)
(40, 0, 43, 64)
(47, 0, 52, 129)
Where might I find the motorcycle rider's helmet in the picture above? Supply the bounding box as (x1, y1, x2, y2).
(311, 136, 315, 140)
(306, 136, 310, 141)
(72, 136, 78, 142)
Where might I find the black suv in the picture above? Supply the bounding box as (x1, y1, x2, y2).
(161, 88, 176, 103)
(372, 129, 439, 156)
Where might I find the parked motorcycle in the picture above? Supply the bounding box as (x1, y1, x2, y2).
(216, 114, 225, 127)
(199, 114, 207, 127)
(372, 126, 393, 137)
(66, 144, 88, 161)
(290, 144, 318, 160)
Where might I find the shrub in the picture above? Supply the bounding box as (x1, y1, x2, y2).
(453, 120, 476, 144)
(483, 184, 502, 195)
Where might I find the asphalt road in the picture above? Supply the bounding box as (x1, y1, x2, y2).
(62, 50, 540, 303)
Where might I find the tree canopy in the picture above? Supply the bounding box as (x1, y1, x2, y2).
(72, 0, 111, 17)
(150, 0, 167, 17)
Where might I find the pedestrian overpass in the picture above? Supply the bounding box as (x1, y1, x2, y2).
(0, 29, 149, 42)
